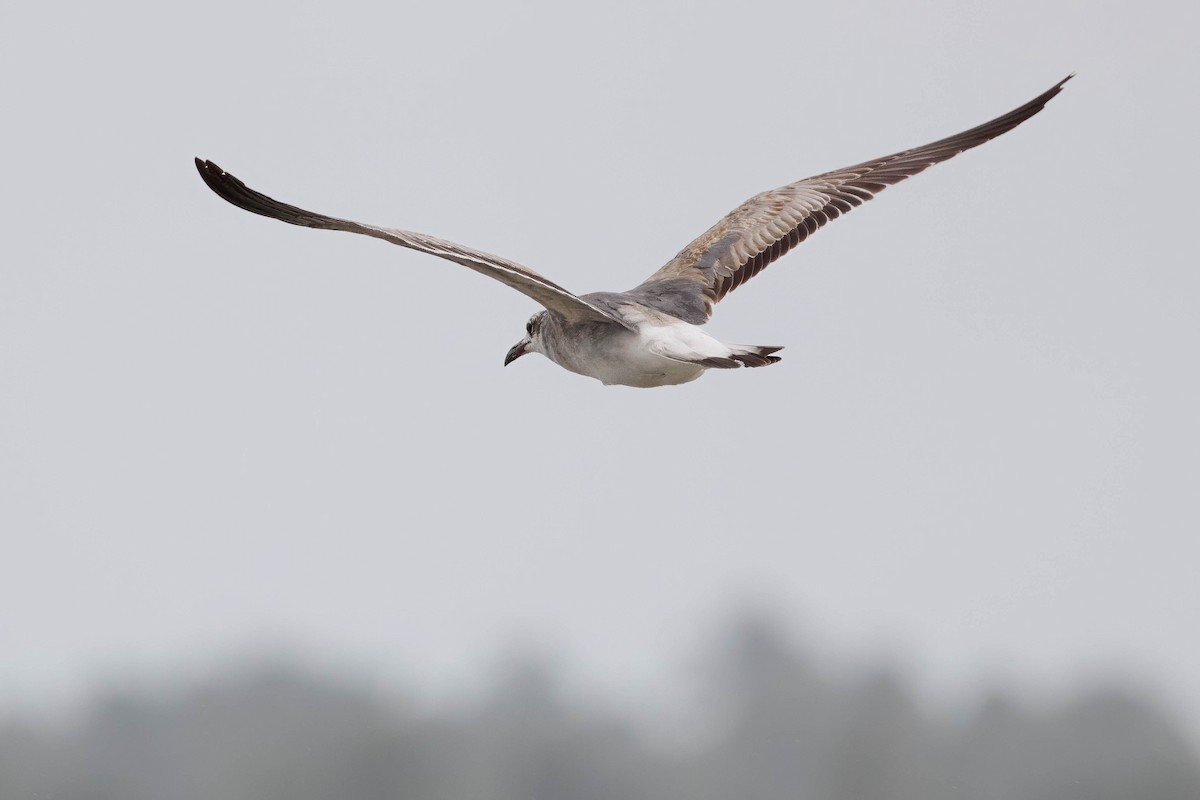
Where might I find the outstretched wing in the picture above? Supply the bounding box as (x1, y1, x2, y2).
(195, 159, 633, 330)
(629, 75, 1072, 324)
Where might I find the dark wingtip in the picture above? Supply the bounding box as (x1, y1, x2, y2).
(1048, 73, 1074, 99)
(194, 157, 234, 198)
(1027, 74, 1073, 114)
(194, 157, 218, 177)
(193, 157, 349, 231)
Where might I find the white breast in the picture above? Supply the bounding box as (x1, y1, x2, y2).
(543, 305, 724, 387)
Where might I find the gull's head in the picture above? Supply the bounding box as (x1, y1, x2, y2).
(504, 312, 546, 366)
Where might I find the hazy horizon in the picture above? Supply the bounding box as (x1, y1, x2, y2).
(5, 610, 1199, 799)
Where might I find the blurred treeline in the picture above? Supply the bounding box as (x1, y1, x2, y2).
(2, 614, 1197, 800)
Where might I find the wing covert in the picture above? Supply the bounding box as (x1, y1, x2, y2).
(633, 75, 1072, 323)
(195, 159, 632, 330)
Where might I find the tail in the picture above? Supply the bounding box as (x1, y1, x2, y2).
(697, 345, 783, 369)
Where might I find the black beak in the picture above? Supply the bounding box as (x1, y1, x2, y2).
(504, 341, 529, 366)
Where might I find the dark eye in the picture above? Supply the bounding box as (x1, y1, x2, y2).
(526, 320, 534, 335)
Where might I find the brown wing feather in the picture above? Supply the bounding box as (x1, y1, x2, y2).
(195, 159, 633, 329)
(633, 75, 1072, 322)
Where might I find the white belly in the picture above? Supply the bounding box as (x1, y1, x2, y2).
(543, 311, 728, 388)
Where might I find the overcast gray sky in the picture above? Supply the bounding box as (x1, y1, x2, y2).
(2, 0, 1197, 738)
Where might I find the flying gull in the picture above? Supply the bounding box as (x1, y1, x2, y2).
(196, 75, 1070, 388)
